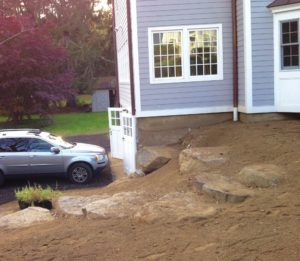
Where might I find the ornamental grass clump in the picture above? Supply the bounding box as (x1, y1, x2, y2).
(15, 185, 62, 210)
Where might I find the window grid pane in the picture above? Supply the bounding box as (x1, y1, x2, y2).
(153, 31, 182, 79)
(189, 29, 218, 76)
(281, 20, 300, 68)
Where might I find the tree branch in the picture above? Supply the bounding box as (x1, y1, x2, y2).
(99, 55, 114, 64)
(0, 28, 34, 46)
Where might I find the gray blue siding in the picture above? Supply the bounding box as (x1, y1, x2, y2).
(136, 0, 233, 111)
(251, 0, 274, 107)
(237, 0, 245, 107)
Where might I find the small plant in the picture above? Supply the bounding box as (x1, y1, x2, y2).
(15, 186, 35, 207)
(15, 185, 62, 210)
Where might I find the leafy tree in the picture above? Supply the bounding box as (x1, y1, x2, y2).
(1, 0, 115, 94)
(0, 16, 74, 122)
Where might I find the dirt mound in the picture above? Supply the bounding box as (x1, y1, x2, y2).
(0, 120, 300, 260)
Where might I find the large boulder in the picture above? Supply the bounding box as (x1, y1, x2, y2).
(195, 174, 252, 203)
(237, 164, 284, 188)
(134, 192, 216, 223)
(57, 192, 217, 222)
(58, 192, 149, 218)
(180, 147, 229, 175)
(0, 207, 54, 229)
(58, 195, 108, 216)
(136, 146, 178, 174)
(85, 192, 147, 218)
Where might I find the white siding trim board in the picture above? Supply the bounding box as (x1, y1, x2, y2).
(136, 106, 233, 118)
(243, 0, 253, 113)
(130, 0, 142, 115)
(270, 3, 300, 14)
(115, 0, 132, 111)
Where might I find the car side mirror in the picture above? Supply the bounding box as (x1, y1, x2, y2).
(50, 147, 60, 154)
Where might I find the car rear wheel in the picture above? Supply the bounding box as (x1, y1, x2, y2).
(68, 163, 93, 184)
(0, 171, 5, 187)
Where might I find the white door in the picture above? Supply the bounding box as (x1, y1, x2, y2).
(274, 12, 300, 112)
(108, 108, 124, 159)
(121, 112, 136, 174)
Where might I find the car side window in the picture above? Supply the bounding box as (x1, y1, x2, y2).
(29, 138, 52, 152)
(0, 138, 29, 152)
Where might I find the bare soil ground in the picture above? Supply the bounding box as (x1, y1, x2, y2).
(0, 120, 300, 261)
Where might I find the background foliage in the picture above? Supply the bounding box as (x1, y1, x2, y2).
(0, 0, 114, 121)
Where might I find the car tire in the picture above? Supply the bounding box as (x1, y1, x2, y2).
(68, 163, 93, 184)
(0, 171, 5, 187)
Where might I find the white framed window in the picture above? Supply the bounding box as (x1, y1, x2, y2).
(281, 19, 300, 69)
(148, 24, 223, 84)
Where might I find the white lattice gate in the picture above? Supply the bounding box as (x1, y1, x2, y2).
(108, 108, 124, 159)
(108, 108, 136, 174)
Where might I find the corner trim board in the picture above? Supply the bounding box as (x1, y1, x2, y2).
(243, 0, 253, 112)
(130, 0, 142, 116)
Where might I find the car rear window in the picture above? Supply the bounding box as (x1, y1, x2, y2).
(0, 138, 29, 152)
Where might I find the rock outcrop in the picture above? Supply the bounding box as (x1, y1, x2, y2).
(180, 147, 229, 175)
(134, 192, 216, 223)
(136, 146, 177, 174)
(237, 164, 284, 188)
(0, 207, 54, 229)
(195, 173, 253, 203)
(58, 195, 108, 216)
(58, 192, 217, 222)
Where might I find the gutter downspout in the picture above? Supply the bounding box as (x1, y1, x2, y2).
(232, 0, 239, 121)
(127, 0, 136, 115)
(112, 0, 120, 107)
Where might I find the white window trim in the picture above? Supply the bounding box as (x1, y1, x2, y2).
(148, 24, 224, 84)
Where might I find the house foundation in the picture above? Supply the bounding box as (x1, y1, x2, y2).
(136, 113, 232, 147)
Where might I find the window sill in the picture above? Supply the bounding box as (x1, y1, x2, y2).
(149, 74, 224, 84)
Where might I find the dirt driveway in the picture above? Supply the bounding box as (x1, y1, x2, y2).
(0, 134, 112, 205)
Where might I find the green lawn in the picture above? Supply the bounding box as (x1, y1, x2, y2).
(0, 112, 108, 137)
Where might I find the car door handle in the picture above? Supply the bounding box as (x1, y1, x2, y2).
(0, 156, 4, 159)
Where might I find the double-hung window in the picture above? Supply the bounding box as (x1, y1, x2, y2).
(149, 24, 223, 84)
(281, 20, 299, 69)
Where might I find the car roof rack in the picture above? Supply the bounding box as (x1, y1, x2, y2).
(0, 129, 41, 134)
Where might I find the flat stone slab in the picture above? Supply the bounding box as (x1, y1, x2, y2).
(58, 192, 217, 222)
(180, 147, 229, 175)
(195, 174, 253, 203)
(58, 195, 108, 216)
(0, 207, 54, 229)
(134, 192, 216, 223)
(85, 192, 147, 218)
(237, 164, 284, 188)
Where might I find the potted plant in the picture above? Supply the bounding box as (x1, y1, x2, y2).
(15, 185, 62, 210)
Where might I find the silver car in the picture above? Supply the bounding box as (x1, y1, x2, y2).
(0, 129, 109, 186)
